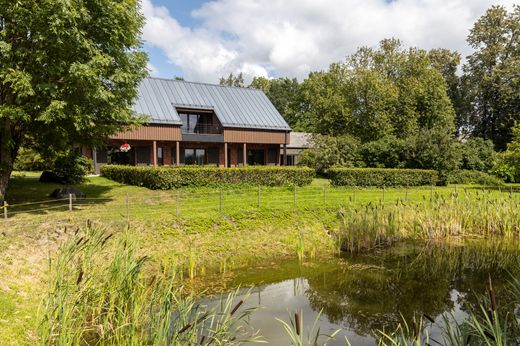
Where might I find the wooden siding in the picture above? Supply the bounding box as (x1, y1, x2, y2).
(109, 125, 181, 141)
(223, 129, 289, 144)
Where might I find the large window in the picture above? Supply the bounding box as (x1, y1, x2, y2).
(178, 111, 220, 134)
(184, 148, 219, 166)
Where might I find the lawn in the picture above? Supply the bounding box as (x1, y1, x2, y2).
(1, 173, 519, 344)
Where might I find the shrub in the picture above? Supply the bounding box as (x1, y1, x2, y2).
(460, 137, 496, 172)
(299, 135, 361, 174)
(101, 165, 315, 189)
(447, 170, 504, 186)
(13, 147, 51, 171)
(328, 168, 438, 187)
(52, 152, 92, 185)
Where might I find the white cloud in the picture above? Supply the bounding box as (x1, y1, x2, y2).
(146, 62, 159, 76)
(141, 0, 517, 82)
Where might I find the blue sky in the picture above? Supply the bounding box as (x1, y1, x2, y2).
(141, 0, 516, 83)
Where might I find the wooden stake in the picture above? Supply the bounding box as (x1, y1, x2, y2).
(69, 194, 73, 211)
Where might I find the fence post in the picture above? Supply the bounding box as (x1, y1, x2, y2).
(430, 185, 433, 203)
(405, 186, 408, 202)
(3, 201, 7, 220)
(293, 185, 296, 209)
(220, 190, 223, 212)
(257, 185, 261, 208)
(176, 190, 180, 216)
(382, 185, 385, 204)
(323, 185, 326, 205)
(69, 193, 73, 211)
(510, 185, 513, 199)
(353, 189, 356, 203)
(125, 193, 129, 222)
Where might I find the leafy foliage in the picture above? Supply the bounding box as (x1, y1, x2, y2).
(328, 168, 438, 187)
(447, 170, 504, 186)
(219, 72, 245, 87)
(299, 135, 361, 174)
(101, 165, 315, 189)
(464, 5, 520, 150)
(460, 137, 497, 172)
(493, 124, 520, 182)
(52, 151, 92, 185)
(13, 147, 51, 171)
(0, 0, 148, 196)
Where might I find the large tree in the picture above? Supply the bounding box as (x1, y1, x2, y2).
(249, 76, 303, 129)
(0, 0, 147, 198)
(464, 5, 520, 150)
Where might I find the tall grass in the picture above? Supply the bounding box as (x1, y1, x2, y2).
(38, 223, 263, 345)
(374, 276, 520, 346)
(336, 190, 520, 252)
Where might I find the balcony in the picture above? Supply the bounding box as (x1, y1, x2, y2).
(181, 123, 222, 135)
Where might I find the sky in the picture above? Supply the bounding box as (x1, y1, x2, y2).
(141, 0, 516, 83)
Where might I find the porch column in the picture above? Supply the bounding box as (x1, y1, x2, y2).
(283, 144, 287, 166)
(152, 140, 157, 167)
(224, 142, 228, 167)
(176, 141, 180, 166)
(92, 148, 98, 174)
(243, 143, 247, 166)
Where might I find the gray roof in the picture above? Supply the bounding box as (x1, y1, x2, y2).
(132, 77, 291, 131)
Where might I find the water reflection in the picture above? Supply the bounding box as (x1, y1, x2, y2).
(208, 240, 520, 345)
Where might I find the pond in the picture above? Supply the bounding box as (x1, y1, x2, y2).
(201, 239, 520, 345)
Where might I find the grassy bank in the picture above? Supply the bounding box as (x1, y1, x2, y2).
(1, 173, 520, 344)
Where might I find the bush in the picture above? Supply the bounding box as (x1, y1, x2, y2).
(328, 168, 438, 187)
(52, 152, 92, 185)
(101, 165, 315, 189)
(460, 138, 496, 172)
(447, 170, 504, 186)
(13, 147, 51, 171)
(299, 135, 361, 174)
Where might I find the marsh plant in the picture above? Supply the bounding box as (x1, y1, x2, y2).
(374, 276, 520, 346)
(38, 224, 263, 345)
(336, 190, 520, 252)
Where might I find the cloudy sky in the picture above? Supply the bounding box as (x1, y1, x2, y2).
(141, 0, 516, 83)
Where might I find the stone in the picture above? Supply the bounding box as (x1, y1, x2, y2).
(50, 187, 86, 200)
(39, 171, 63, 183)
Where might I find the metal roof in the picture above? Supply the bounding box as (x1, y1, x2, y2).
(132, 77, 291, 131)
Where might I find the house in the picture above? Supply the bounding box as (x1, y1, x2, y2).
(281, 132, 311, 165)
(83, 77, 291, 172)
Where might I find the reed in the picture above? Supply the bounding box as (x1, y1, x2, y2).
(276, 309, 340, 346)
(336, 190, 520, 252)
(38, 224, 263, 345)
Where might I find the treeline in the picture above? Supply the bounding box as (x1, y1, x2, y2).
(220, 5, 519, 182)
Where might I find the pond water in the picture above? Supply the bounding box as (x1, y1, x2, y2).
(202, 240, 520, 345)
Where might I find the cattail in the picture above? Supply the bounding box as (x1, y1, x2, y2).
(295, 311, 301, 336)
(230, 300, 243, 316)
(76, 268, 84, 285)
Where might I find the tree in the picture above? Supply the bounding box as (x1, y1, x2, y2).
(249, 76, 304, 130)
(493, 124, 520, 182)
(299, 134, 361, 174)
(0, 0, 147, 198)
(428, 49, 471, 137)
(219, 72, 245, 87)
(460, 137, 496, 172)
(464, 5, 520, 150)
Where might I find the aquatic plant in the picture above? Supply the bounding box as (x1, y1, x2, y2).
(277, 309, 340, 346)
(38, 223, 263, 345)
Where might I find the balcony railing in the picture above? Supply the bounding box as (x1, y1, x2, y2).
(181, 123, 223, 135)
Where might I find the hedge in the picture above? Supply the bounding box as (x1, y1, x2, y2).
(447, 170, 504, 186)
(101, 165, 315, 189)
(328, 168, 438, 187)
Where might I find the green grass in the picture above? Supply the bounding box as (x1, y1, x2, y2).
(2, 173, 520, 344)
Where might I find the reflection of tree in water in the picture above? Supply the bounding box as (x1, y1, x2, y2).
(304, 240, 520, 336)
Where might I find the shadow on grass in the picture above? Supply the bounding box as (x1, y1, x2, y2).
(5, 175, 116, 216)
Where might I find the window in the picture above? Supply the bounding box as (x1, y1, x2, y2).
(136, 146, 151, 165)
(183, 148, 220, 166)
(247, 149, 265, 165)
(268, 148, 278, 165)
(179, 110, 219, 134)
(157, 147, 164, 166)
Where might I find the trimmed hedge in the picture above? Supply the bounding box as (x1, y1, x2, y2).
(328, 168, 438, 187)
(447, 170, 504, 186)
(101, 165, 315, 189)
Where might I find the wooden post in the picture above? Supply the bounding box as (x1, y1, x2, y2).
(3, 201, 7, 219)
(219, 190, 223, 212)
(152, 140, 158, 167)
(224, 142, 228, 167)
(323, 185, 326, 205)
(176, 190, 180, 216)
(510, 185, 513, 199)
(92, 148, 98, 174)
(176, 141, 180, 166)
(382, 186, 385, 203)
(353, 189, 356, 203)
(243, 143, 247, 166)
(293, 185, 296, 209)
(257, 185, 260, 208)
(125, 193, 129, 222)
(69, 194, 73, 211)
(405, 186, 408, 202)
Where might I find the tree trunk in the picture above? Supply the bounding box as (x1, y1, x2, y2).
(0, 121, 20, 202)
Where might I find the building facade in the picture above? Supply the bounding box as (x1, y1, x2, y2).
(84, 78, 291, 172)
